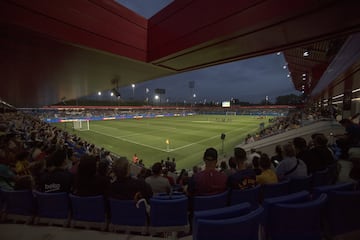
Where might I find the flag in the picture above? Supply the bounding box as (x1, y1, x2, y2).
(166, 139, 170, 145)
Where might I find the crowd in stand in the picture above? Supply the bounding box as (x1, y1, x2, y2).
(244, 111, 302, 144)
(1, 110, 360, 236)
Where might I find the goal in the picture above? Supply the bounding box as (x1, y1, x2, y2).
(225, 111, 237, 116)
(73, 119, 90, 131)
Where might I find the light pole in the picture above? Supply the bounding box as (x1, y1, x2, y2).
(131, 84, 135, 99)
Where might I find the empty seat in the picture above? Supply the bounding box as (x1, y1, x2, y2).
(69, 194, 107, 230)
(229, 185, 260, 207)
(193, 202, 251, 240)
(1, 189, 35, 224)
(34, 191, 70, 226)
(195, 206, 264, 240)
(108, 198, 148, 234)
(313, 181, 355, 197)
(192, 191, 228, 211)
(324, 190, 360, 238)
(288, 175, 312, 193)
(268, 193, 327, 240)
(149, 197, 189, 237)
(262, 190, 311, 238)
(312, 168, 330, 187)
(261, 179, 290, 200)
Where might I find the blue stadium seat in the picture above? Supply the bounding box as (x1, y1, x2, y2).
(261, 179, 290, 200)
(1, 189, 35, 224)
(229, 185, 260, 208)
(195, 206, 264, 240)
(193, 202, 251, 240)
(313, 181, 355, 197)
(312, 168, 330, 187)
(262, 190, 311, 238)
(69, 194, 107, 230)
(288, 175, 312, 193)
(267, 193, 328, 240)
(149, 197, 189, 237)
(324, 190, 360, 238)
(192, 191, 228, 211)
(34, 191, 70, 226)
(153, 192, 186, 200)
(108, 198, 148, 234)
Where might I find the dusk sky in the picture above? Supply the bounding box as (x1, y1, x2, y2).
(114, 0, 300, 104)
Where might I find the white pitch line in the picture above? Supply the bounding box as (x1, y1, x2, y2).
(90, 127, 245, 153)
(89, 129, 167, 152)
(170, 127, 245, 151)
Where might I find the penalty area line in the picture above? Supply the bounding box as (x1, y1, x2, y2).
(89, 129, 168, 152)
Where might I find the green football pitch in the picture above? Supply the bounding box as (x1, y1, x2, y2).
(53, 115, 269, 170)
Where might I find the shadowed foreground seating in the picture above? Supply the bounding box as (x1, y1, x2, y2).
(267, 193, 327, 240)
(108, 198, 148, 234)
(149, 197, 189, 238)
(193, 202, 251, 240)
(195, 206, 264, 240)
(34, 191, 70, 227)
(288, 175, 312, 193)
(1, 189, 35, 224)
(192, 191, 228, 211)
(69, 194, 107, 230)
(261, 179, 290, 200)
(324, 190, 360, 238)
(229, 185, 261, 208)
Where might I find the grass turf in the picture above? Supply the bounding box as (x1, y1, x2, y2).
(52, 115, 268, 170)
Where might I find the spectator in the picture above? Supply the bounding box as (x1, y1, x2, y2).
(188, 147, 227, 196)
(0, 161, 15, 190)
(307, 134, 336, 174)
(276, 143, 308, 180)
(256, 153, 278, 185)
(110, 157, 152, 201)
(169, 157, 176, 172)
(219, 160, 228, 173)
(270, 145, 283, 168)
(137, 167, 151, 180)
(252, 155, 262, 175)
(335, 119, 360, 159)
(38, 149, 73, 193)
(227, 147, 257, 189)
(145, 162, 171, 195)
(223, 156, 237, 176)
(349, 147, 360, 181)
(293, 137, 314, 175)
(247, 148, 260, 169)
(132, 153, 139, 164)
(162, 168, 175, 186)
(176, 168, 190, 192)
(15, 151, 30, 176)
(73, 155, 110, 196)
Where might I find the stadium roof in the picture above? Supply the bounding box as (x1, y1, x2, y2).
(1, 0, 359, 107)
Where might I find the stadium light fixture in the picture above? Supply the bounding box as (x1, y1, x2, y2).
(98, 91, 101, 96)
(131, 84, 135, 98)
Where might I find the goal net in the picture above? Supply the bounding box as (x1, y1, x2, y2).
(225, 111, 237, 116)
(73, 119, 90, 131)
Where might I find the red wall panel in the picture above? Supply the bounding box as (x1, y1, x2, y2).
(147, 0, 337, 61)
(1, 0, 148, 61)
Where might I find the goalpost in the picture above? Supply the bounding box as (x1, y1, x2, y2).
(225, 111, 237, 116)
(73, 119, 90, 131)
